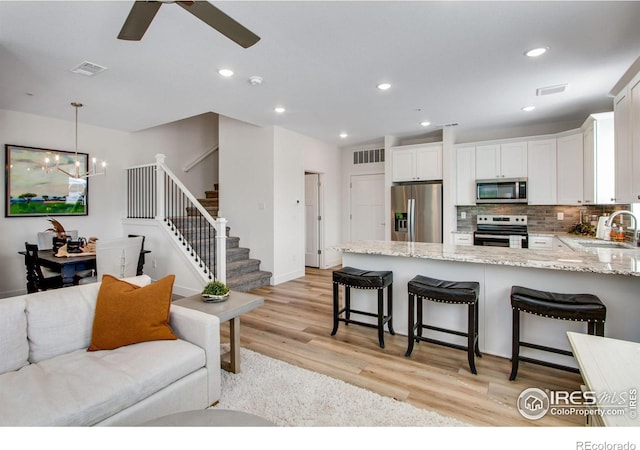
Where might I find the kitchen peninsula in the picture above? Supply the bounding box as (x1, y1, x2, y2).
(334, 238, 640, 368)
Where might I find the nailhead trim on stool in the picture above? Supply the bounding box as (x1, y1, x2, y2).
(331, 266, 394, 348)
(509, 285, 606, 380)
(405, 275, 481, 375)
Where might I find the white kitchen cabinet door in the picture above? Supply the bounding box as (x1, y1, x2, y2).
(614, 89, 633, 203)
(475, 142, 527, 179)
(415, 144, 442, 181)
(527, 139, 557, 205)
(392, 143, 442, 182)
(500, 141, 528, 178)
(528, 236, 554, 250)
(453, 233, 473, 246)
(583, 123, 596, 205)
(456, 146, 476, 205)
(631, 76, 640, 202)
(557, 133, 584, 205)
(391, 148, 415, 182)
(475, 144, 501, 179)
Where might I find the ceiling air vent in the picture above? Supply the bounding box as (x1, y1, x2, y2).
(70, 61, 107, 77)
(536, 84, 568, 96)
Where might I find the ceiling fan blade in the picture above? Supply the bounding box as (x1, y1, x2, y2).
(118, 1, 163, 41)
(177, 1, 260, 48)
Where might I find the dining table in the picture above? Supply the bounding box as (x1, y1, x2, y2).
(18, 249, 151, 287)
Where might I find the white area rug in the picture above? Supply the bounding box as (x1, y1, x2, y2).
(211, 348, 470, 427)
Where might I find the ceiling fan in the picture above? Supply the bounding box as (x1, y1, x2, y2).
(118, 1, 260, 48)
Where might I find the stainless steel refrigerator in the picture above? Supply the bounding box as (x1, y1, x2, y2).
(391, 182, 443, 243)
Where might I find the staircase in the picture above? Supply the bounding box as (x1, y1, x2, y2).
(184, 184, 271, 292)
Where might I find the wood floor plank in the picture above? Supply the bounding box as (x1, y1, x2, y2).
(230, 267, 586, 427)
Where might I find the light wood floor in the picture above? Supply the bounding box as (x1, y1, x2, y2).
(221, 267, 585, 427)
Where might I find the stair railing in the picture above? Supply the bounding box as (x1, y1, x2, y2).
(126, 153, 226, 284)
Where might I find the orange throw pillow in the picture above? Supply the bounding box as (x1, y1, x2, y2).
(88, 274, 177, 351)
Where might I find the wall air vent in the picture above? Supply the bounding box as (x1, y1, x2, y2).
(536, 84, 568, 96)
(353, 148, 384, 165)
(70, 61, 108, 77)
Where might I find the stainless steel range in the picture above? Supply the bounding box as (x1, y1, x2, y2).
(473, 215, 528, 248)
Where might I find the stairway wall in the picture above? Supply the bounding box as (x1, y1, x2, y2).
(122, 219, 208, 297)
(219, 117, 275, 280)
(219, 117, 343, 285)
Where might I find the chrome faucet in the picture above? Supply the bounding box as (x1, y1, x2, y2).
(606, 210, 639, 247)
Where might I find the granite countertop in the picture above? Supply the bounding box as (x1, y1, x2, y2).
(334, 237, 640, 277)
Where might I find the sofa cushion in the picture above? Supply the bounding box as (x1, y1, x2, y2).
(88, 275, 177, 351)
(26, 275, 152, 363)
(0, 297, 29, 374)
(0, 338, 205, 426)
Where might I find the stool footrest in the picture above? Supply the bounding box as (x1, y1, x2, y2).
(339, 318, 390, 329)
(517, 356, 580, 374)
(419, 324, 468, 338)
(414, 336, 470, 353)
(520, 341, 573, 357)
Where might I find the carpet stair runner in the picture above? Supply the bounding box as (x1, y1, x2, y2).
(179, 185, 271, 292)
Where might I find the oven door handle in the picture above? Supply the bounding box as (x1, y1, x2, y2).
(474, 234, 511, 239)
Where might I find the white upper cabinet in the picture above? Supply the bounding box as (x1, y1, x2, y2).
(556, 133, 584, 205)
(611, 58, 640, 203)
(527, 139, 557, 205)
(391, 143, 442, 182)
(456, 146, 476, 205)
(614, 89, 633, 203)
(582, 113, 615, 205)
(476, 142, 527, 179)
(631, 75, 640, 201)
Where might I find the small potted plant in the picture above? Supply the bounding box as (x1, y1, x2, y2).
(201, 280, 230, 303)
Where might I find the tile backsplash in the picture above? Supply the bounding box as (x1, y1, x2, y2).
(456, 204, 632, 233)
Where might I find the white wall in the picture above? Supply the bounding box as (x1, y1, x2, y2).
(218, 118, 341, 285)
(276, 126, 342, 274)
(341, 142, 386, 246)
(0, 109, 130, 297)
(0, 109, 219, 297)
(131, 113, 219, 196)
(218, 116, 275, 279)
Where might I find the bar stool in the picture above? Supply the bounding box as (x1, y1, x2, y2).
(331, 266, 394, 348)
(509, 285, 606, 380)
(406, 275, 481, 375)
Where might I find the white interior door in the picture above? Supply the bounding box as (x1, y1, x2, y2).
(305, 173, 320, 267)
(350, 173, 385, 241)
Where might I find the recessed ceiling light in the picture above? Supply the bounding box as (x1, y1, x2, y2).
(420, 121, 431, 127)
(218, 68, 234, 77)
(521, 106, 536, 112)
(525, 47, 549, 57)
(274, 106, 286, 113)
(339, 132, 348, 139)
(377, 83, 391, 91)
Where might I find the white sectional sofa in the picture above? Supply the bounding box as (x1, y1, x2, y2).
(0, 275, 221, 426)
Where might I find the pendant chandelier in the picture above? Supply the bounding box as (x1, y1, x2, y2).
(44, 102, 107, 178)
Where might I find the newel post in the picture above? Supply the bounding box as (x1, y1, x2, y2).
(214, 217, 228, 284)
(155, 153, 166, 221)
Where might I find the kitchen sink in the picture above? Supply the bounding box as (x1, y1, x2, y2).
(577, 241, 634, 249)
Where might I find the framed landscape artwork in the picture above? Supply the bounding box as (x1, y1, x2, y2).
(4, 144, 89, 217)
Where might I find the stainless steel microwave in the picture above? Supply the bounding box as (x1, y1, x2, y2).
(476, 178, 527, 203)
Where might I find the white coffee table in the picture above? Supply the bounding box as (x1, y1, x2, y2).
(173, 291, 264, 373)
(141, 409, 274, 427)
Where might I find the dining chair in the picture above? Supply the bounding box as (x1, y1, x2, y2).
(24, 242, 63, 293)
(78, 236, 144, 284)
(128, 234, 146, 276)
